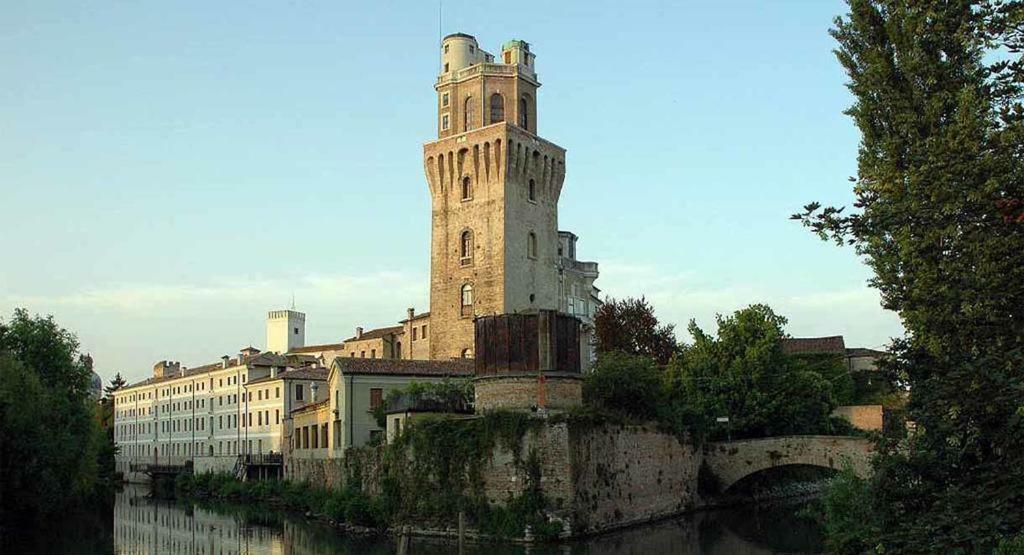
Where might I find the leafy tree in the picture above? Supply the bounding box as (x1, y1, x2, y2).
(582, 352, 665, 421)
(794, 1, 1024, 549)
(0, 309, 104, 526)
(104, 372, 126, 398)
(664, 305, 847, 440)
(593, 296, 679, 365)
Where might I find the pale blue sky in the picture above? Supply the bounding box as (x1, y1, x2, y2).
(1, 1, 902, 384)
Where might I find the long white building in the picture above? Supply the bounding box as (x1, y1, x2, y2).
(112, 310, 327, 478)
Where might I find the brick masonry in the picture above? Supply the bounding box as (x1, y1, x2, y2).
(473, 374, 582, 412)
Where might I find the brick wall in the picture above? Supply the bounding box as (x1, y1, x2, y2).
(474, 375, 582, 411)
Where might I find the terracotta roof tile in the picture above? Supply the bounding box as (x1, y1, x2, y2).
(287, 343, 346, 354)
(246, 366, 328, 386)
(343, 325, 404, 343)
(331, 357, 474, 378)
(780, 336, 846, 355)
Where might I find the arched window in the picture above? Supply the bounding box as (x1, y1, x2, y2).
(464, 96, 474, 132)
(519, 96, 529, 130)
(461, 176, 472, 200)
(528, 179, 536, 201)
(395, 341, 401, 358)
(528, 232, 538, 259)
(460, 283, 473, 317)
(489, 93, 504, 124)
(460, 230, 473, 264)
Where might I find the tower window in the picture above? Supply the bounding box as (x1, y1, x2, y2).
(442, 114, 450, 131)
(463, 96, 474, 132)
(442, 92, 449, 107)
(519, 96, 529, 130)
(294, 327, 299, 334)
(528, 232, 538, 259)
(460, 230, 473, 265)
(489, 93, 504, 124)
(528, 179, 536, 202)
(461, 176, 472, 200)
(444, 44, 449, 54)
(460, 283, 473, 317)
(444, 62, 449, 73)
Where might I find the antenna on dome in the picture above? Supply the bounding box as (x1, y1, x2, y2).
(290, 293, 295, 310)
(438, 0, 443, 72)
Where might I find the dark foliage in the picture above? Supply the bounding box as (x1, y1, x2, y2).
(0, 309, 107, 527)
(593, 297, 679, 365)
(795, 1, 1024, 550)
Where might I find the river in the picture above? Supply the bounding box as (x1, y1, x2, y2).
(6, 485, 826, 554)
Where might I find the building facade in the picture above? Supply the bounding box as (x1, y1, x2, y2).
(114, 32, 602, 474)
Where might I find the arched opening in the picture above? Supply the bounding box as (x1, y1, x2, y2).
(464, 96, 474, 132)
(460, 230, 473, 265)
(490, 93, 504, 124)
(528, 178, 536, 201)
(527, 232, 538, 259)
(460, 283, 473, 317)
(461, 176, 472, 200)
(519, 96, 529, 130)
(395, 341, 402, 358)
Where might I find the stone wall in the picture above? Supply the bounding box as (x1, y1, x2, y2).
(568, 425, 701, 534)
(833, 405, 884, 431)
(276, 420, 872, 538)
(474, 374, 582, 412)
(194, 455, 236, 475)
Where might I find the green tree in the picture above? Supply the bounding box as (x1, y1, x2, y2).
(582, 352, 665, 421)
(104, 372, 126, 399)
(593, 296, 679, 365)
(0, 309, 104, 526)
(794, 1, 1024, 549)
(664, 305, 846, 440)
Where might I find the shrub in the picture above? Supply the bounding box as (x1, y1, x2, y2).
(583, 352, 664, 421)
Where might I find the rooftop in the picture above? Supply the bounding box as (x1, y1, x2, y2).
(247, 366, 328, 386)
(344, 325, 404, 343)
(331, 356, 474, 378)
(287, 342, 346, 354)
(780, 336, 847, 355)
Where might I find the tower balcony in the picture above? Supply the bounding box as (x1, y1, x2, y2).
(436, 62, 537, 88)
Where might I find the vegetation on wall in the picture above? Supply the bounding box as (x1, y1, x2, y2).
(370, 378, 473, 428)
(0, 309, 115, 528)
(377, 410, 561, 540)
(792, 0, 1024, 550)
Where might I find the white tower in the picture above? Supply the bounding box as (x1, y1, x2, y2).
(266, 309, 305, 354)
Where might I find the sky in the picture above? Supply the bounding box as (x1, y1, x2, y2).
(0, 1, 903, 386)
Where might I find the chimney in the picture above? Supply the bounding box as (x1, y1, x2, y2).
(270, 366, 278, 378)
(407, 307, 415, 321)
(356, 327, 363, 339)
(221, 355, 230, 369)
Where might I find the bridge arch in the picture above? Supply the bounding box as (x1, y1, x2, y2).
(702, 435, 872, 491)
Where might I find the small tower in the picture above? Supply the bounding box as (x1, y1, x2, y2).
(473, 310, 583, 412)
(266, 309, 305, 354)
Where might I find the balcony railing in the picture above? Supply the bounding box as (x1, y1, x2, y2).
(436, 63, 534, 86)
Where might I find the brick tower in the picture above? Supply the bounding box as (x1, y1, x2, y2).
(424, 33, 566, 360)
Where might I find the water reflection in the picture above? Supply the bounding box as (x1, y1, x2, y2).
(101, 486, 824, 554)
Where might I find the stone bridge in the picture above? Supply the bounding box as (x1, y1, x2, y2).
(703, 435, 873, 491)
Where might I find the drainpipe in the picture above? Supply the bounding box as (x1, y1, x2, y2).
(346, 375, 353, 449)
